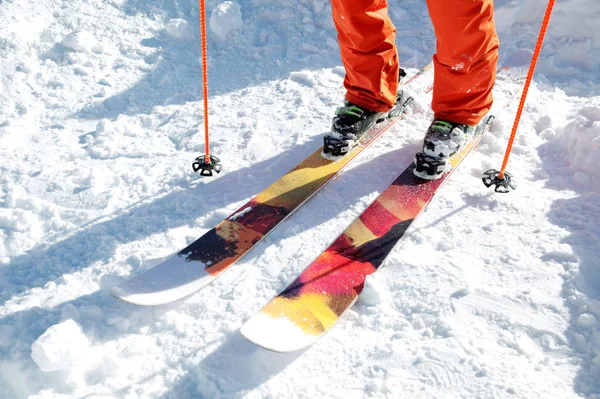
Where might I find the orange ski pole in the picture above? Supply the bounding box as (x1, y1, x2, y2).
(483, 0, 555, 193)
(192, 0, 222, 177)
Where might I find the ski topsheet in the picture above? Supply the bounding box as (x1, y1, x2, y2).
(110, 65, 432, 306)
(240, 72, 525, 352)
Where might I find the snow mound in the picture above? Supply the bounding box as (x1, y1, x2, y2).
(577, 313, 597, 329)
(61, 30, 96, 53)
(359, 274, 390, 306)
(210, 1, 243, 41)
(30, 320, 90, 372)
(557, 105, 600, 186)
(165, 18, 194, 40)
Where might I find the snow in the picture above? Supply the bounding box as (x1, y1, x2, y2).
(360, 274, 390, 306)
(557, 104, 600, 186)
(241, 310, 317, 352)
(210, 2, 244, 41)
(229, 205, 252, 220)
(30, 320, 90, 372)
(164, 19, 194, 40)
(577, 314, 597, 329)
(60, 31, 97, 54)
(0, 0, 599, 397)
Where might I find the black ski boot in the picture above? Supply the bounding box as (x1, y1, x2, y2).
(324, 102, 387, 157)
(323, 69, 407, 159)
(413, 119, 476, 180)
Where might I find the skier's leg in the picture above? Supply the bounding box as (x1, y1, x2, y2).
(331, 0, 399, 113)
(425, 0, 499, 125)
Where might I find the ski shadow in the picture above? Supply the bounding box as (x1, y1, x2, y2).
(0, 134, 322, 306)
(0, 131, 422, 396)
(154, 143, 423, 397)
(0, 255, 305, 398)
(161, 332, 305, 398)
(0, 283, 203, 397)
(0, 248, 302, 398)
(537, 131, 600, 396)
(0, 133, 416, 397)
(0, 289, 129, 391)
(157, 144, 421, 399)
(2, 113, 422, 307)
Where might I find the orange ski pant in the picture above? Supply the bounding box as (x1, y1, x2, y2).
(331, 0, 499, 125)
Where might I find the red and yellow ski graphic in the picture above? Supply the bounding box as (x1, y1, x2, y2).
(241, 72, 523, 352)
(110, 66, 432, 306)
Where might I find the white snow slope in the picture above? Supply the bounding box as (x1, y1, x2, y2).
(1, 0, 599, 397)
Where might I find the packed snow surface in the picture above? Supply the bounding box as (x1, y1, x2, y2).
(0, 0, 599, 397)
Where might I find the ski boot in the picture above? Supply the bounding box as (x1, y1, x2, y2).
(413, 119, 475, 180)
(322, 69, 407, 159)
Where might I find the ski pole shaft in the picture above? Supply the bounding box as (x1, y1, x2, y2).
(192, 0, 222, 176)
(199, 0, 210, 162)
(498, 0, 555, 179)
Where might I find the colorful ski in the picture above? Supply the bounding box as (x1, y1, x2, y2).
(240, 74, 524, 352)
(110, 65, 432, 306)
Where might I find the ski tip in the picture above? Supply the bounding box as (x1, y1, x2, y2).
(109, 285, 137, 304)
(108, 255, 217, 306)
(109, 284, 154, 306)
(109, 283, 180, 307)
(240, 312, 317, 353)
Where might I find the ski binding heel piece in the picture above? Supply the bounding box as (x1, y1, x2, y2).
(322, 134, 354, 159)
(193, 155, 223, 176)
(413, 152, 448, 180)
(482, 169, 516, 193)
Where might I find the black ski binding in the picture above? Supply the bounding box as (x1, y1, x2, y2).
(482, 169, 516, 193)
(322, 93, 413, 159)
(323, 134, 351, 158)
(413, 152, 447, 180)
(193, 155, 223, 176)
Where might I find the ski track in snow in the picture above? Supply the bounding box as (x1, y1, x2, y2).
(1, 0, 599, 397)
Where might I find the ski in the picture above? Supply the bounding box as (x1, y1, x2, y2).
(240, 72, 524, 352)
(110, 65, 432, 306)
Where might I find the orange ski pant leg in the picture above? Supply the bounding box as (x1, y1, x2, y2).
(426, 0, 499, 125)
(331, 0, 399, 113)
